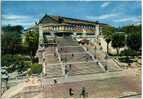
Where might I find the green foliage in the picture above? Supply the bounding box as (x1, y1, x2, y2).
(2, 25, 24, 54)
(1, 54, 31, 73)
(1, 54, 14, 66)
(118, 57, 133, 63)
(127, 33, 141, 51)
(111, 33, 125, 55)
(30, 64, 42, 74)
(118, 24, 141, 54)
(1, 54, 31, 66)
(102, 25, 116, 54)
(2, 25, 23, 33)
(16, 61, 31, 74)
(1, 25, 40, 75)
(102, 25, 116, 42)
(120, 24, 141, 34)
(120, 48, 137, 56)
(112, 33, 125, 48)
(24, 31, 39, 61)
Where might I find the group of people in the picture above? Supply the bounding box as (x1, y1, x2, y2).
(69, 87, 88, 98)
(65, 64, 72, 75)
(58, 47, 67, 53)
(61, 53, 75, 62)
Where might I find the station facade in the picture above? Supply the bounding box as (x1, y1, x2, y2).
(29, 14, 107, 48)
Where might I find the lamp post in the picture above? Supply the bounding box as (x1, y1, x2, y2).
(1, 66, 9, 92)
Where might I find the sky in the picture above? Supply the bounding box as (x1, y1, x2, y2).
(2, 1, 141, 29)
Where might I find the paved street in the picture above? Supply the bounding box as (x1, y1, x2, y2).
(2, 67, 141, 98)
(42, 72, 140, 98)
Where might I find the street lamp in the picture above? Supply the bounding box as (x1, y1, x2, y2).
(1, 67, 9, 92)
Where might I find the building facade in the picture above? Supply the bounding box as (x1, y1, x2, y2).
(29, 14, 107, 48)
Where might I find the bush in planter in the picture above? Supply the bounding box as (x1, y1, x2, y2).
(30, 63, 42, 74)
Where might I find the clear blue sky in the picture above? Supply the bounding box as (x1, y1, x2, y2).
(2, 1, 141, 29)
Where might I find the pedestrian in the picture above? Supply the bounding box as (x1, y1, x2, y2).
(65, 68, 68, 74)
(80, 87, 87, 98)
(72, 53, 73, 57)
(69, 64, 71, 69)
(69, 88, 74, 96)
(96, 61, 99, 65)
(65, 57, 67, 62)
(87, 48, 88, 51)
(86, 57, 88, 61)
(90, 56, 92, 60)
(65, 65, 67, 69)
(104, 65, 108, 71)
(43, 58, 45, 61)
(104, 55, 108, 59)
(53, 78, 57, 84)
(94, 55, 96, 59)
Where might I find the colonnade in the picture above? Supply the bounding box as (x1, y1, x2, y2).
(38, 24, 100, 48)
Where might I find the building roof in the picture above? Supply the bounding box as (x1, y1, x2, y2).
(39, 14, 108, 26)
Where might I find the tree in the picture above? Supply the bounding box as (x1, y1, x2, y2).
(102, 25, 116, 54)
(127, 33, 141, 51)
(111, 33, 125, 56)
(120, 24, 141, 34)
(24, 31, 39, 62)
(2, 25, 24, 54)
(2, 25, 23, 33)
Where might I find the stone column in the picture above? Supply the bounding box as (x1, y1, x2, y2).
(73, 32, 76, 36)
(100, 27, 102, 35)
(39, 24, 43, 48)
(51, 31, 55, 37)
(95, 24, 100, 38)
(43, 61, 46, 74)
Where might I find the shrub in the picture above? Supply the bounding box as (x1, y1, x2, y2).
(30, 63, 42, 74)
(119, 48, 136, 64)
(1, 54, 31, 73)
(118, 57, 134, 64)
(120, 48, 137, 56)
